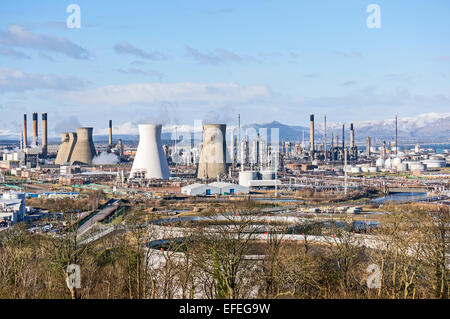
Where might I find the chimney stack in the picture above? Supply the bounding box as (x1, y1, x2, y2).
(109, 120, 113, 145)
(342, 124, 345, 149)
(42, 113, 48, 158)
(32, 112, 38, 146)
(309, 114, 315, 153)
(366, 136, 371, 156)
(350, 123, 355, 148)
(23, 114, 28, 149)
(324, 115, 327, 160)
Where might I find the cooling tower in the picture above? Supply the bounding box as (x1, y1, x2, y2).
(41, 113, 48, 158)
(55, 133, 74, 165)
(197, 124, 228, 179)
(130, 124, 170, 179)
(70, 127, 96, 165)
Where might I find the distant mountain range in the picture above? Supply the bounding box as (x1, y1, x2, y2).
(1, 113, 449, 145)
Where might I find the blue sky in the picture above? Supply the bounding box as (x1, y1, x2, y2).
(0, 0, 449, 136)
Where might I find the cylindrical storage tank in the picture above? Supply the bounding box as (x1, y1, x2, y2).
(239, 171, 257, 187)
(376, 158, 384, 167)
(392, 157, 402, 167)
(351, 166, 362, 173)
(130, 124, 170, 179)
(70, 127, 96, 165)
(261, 170, 275, 180)
(197, 124, 228, 179)
(422, 159, 446, 168)
(384, 158, 392, 169)
(368, 166, 379, 173)
(410, 163, 425, 172)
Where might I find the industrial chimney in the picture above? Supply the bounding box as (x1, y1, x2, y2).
(109, 120, 113, 145)
(130, 124, 170, 179)
(350, 123, 355, 148)
(23, 114, 28, 149)
(342, 124, 345, 149)
(32, 112, 38, 146)
(366, 136, 371, 156)
(41, 113, 48, 158)
(197, 124, 228, 179)
(70, 127, 96, 165)
(309, 114, 315, 153)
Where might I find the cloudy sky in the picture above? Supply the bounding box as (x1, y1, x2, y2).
(0, 0, 449, 137)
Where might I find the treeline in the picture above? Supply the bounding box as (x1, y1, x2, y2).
(0, 203, 448, 299)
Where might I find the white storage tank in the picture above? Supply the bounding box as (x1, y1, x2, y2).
(376, 158, 384, 167)
(410, 162, 426, 172)
(260, 170, 275, 180)
(421, 159, 446, 168)
(239, 171, 258, 187)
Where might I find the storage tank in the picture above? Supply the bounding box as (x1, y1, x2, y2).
(130, 124, 170, 179)
(70, 127, 96, 165)
(197, 124, 229, 179)
(350, 166, 362, 173)
(376, 158, 384, 167)
(368, 166, 379, 173)
(421, 159, 446, 168)
(392, 157, 402, 167)
(239, 171, 258, 187)
(261, 170, 275, 180)
(410, 162, 426, 172)
(384, 158, 392, 169)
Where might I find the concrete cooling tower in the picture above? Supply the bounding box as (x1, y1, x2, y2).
(130, 124, 170, 179)
(197, 124, 229, 179)
(55, 132, 77, 165)
(70, 127, 96, 165)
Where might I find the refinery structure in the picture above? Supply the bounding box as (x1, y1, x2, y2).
(0, 111, 448, 202)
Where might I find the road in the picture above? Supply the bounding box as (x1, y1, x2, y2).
(76, 199, 120, 239)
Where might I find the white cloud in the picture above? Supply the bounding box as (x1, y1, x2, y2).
(113, 42, 167, 60)
(0, 67, 86, 92)
(51, 82, 272, 106)
(0, 25, 90, 59)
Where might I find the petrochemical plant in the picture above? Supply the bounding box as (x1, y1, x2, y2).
(0, 111, 449, 226)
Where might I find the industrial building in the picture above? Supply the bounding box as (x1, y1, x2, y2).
(181, 182, 248, 196)
(0, 192, 26, 224)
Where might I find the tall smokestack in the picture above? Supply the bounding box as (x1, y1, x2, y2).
(350, 123, 355, 148)
(32, 112, 38, 146)
(42, 113, 48, 158)
(238, 114, 241, 167)
(23, 114, 28, 149)
(109, 120, 113, 145)
(395, 115, 398, 156)
(309, 114, 315, 153)
(342, 124, 345, 149)
(366, 136, 371, 156)
(331, 132, 334, 148)
(324, 115, 327, 160)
